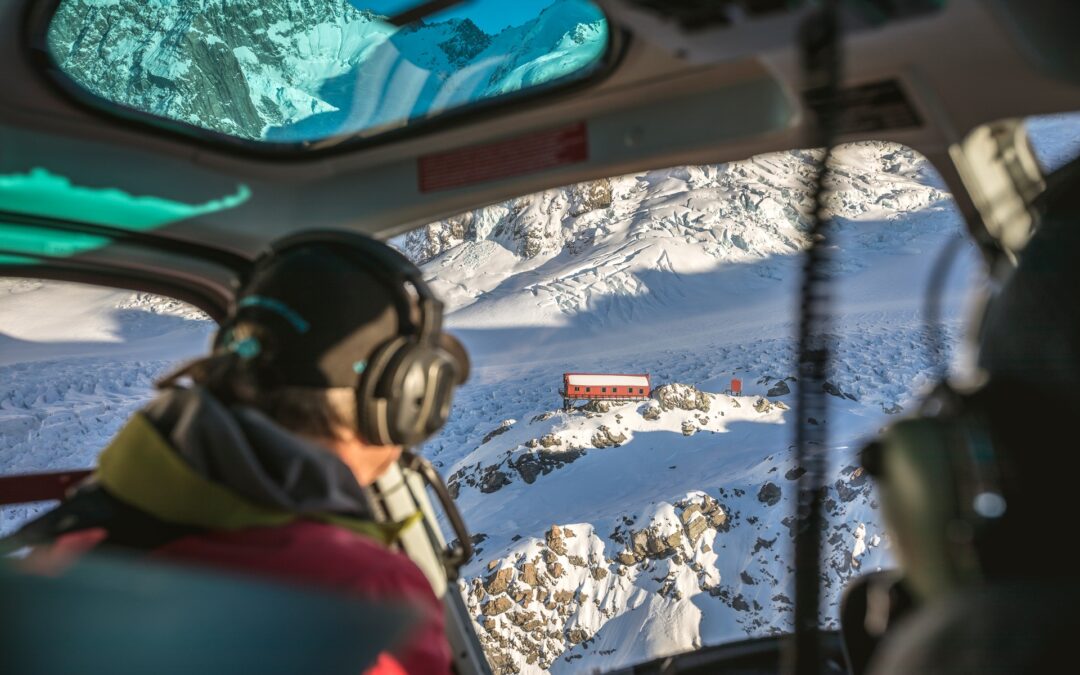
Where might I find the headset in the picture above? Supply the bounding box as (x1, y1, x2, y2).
(859, 379, 1012, 602)
(219, 230, 465, 448)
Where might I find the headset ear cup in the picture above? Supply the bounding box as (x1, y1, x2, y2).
(875, 417, 989, 602)
(385, 348, 455, 447)
(366, 344, 461, 447)
(358, 336, 409, 446)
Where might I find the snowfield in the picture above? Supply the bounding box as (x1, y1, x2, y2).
(6, 133, 1054, 673)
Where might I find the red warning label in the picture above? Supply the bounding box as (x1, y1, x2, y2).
(418, 122, 588, 193)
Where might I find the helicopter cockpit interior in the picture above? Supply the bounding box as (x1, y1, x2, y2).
(2, 1, 1079, 673)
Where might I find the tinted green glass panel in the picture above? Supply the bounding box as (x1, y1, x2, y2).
(0, 254, 40, 266)
(0, 168, 250, 258)
(46, 0, 610, 145)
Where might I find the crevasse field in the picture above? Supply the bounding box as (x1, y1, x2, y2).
(2, 121, 1077, 673)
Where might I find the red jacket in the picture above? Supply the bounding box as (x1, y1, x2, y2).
(152, 521, 451, 675)
(44, 521, 451, 675)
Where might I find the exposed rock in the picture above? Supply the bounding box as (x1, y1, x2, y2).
(785, 466, 807, 481)
(553, 589, 574, 604)
(591, 425, 627, 448)
(758, 482, 782, 506)
(686, 516, 708, 544)
(591, 567, 609, 581)
(823, 381, 858, 401)
(483, 596, 513, 616)
(530, 411, 557, 424)
(539, 433, 562, 448)
(642, 404, 662, 421)
(567, 628, 590, 644)
(520, 562, 539, 587)
(483, 617, 497, 631)
(547, 562, 565, 579)
(480, 467, 512, 493)
(617, 551, 637, 566)
(583, 400, 612, 413)
(681, 421, 697, 436)
(654, 383, 711, 412)
(706, 507, 729, 532)
(546, 525, 568, 555)
(882, 402, 904, 415)
(488, 651, 518, 674)
(486, 568, 514, 595)
(664, 530, 683, 549)
(753, 536, 777, 554)
(508, 610, 538, 628)
(567, 555, 586, 567)
(754, 397, 775, 413)
(511, 447, 585, 484)
(767, 380, 791, 397)
(543, 549, 559, 564)
(483, 420, 516, 445)
(680, 503, 702, 524)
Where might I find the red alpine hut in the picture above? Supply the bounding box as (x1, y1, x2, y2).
(562, 373, 651, 409)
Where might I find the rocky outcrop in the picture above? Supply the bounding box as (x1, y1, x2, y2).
(511, 447, 585, 484)
(654, 383, 711, 412)
(757, 482, 782, 506)
(483, 420, 516, 445)
(767, 380, 791, 397)
(546, 525, 568, 555)
(483, 596, 513, 616)
(486, 568, 514, 595)
(591, 425, 627, 448)
(823, 381, 858, 401)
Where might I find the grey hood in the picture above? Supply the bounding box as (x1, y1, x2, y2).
(142, 387, 375, 520)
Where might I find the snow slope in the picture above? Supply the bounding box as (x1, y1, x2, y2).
(0, 279, 213, 534)
(1, 139, 998, 672)
(398, 141, 984, 672)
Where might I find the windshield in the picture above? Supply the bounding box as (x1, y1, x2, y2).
(45, 0, 609, 145)
(1, 142, 985, 672)
(13, 122, 1080, 671)
(398, 141, 985, 672)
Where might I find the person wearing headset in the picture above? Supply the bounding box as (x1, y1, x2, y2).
(845, 158, 1080, 675)
(19, 233, 470, 675)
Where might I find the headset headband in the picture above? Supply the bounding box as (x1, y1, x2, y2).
(259, 230, 441, 343)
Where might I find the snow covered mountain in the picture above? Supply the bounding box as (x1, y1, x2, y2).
(1, 141, 984, 673)
(399, 141, 978, 672)
(47, 0, 607, 141)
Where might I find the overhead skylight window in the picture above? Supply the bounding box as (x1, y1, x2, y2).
(43, 0, 611, 147)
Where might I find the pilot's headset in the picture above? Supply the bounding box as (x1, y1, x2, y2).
(214, 230, 469, 447)
(859, 157, 1080, 603)
(858, 378, 1012, 602)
